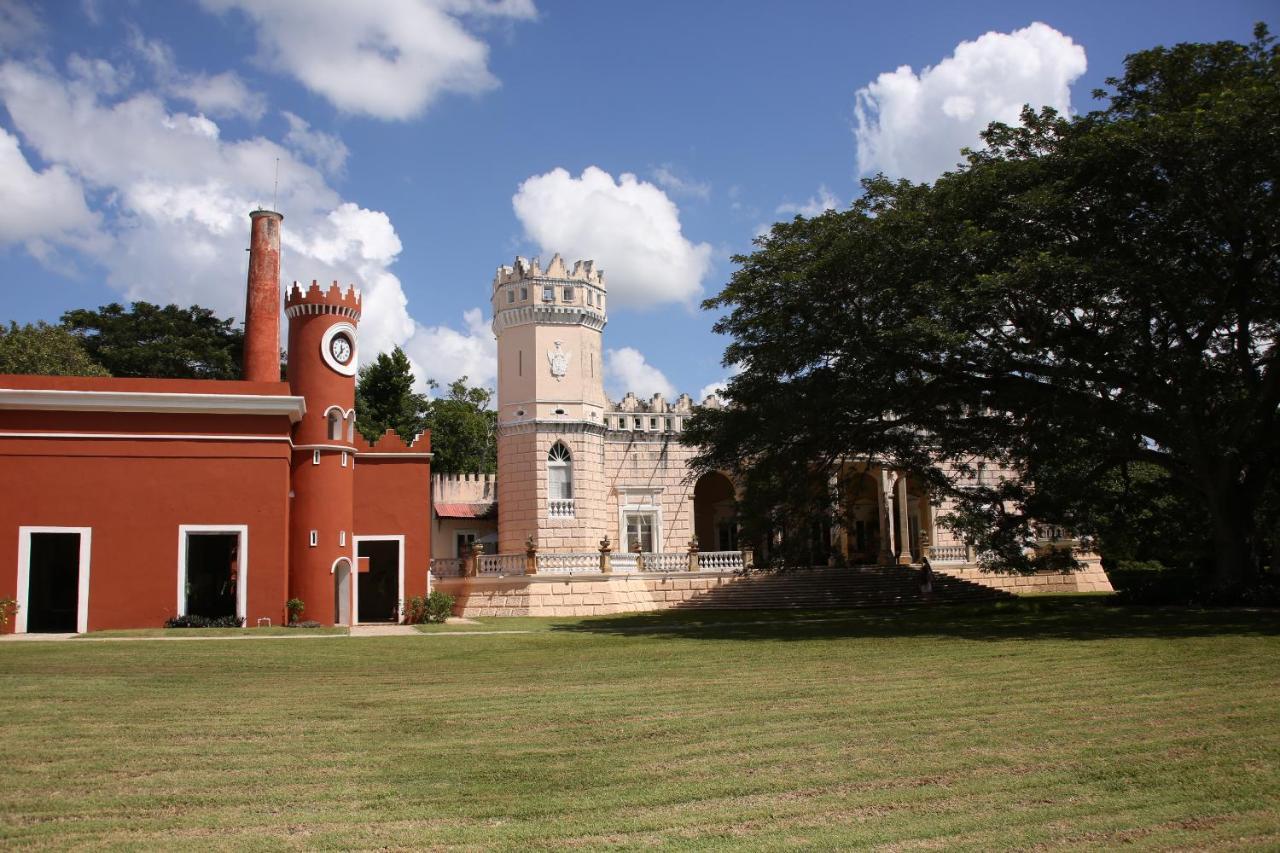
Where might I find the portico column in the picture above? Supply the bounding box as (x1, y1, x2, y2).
(895, 473, 913, 565)
(877, 468, 896, 566)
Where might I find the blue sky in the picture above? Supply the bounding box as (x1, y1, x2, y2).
(2, 0, 1274, 399)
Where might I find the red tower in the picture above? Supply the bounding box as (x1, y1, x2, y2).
(285, 281, 362, 625)
(243, 209, 283, 383)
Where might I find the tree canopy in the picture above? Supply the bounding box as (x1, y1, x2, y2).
(685, 26, 1279, 593)
(355, 348, 496, 473)
(0, 321, 110, 377)
(62, 302, 245, 379)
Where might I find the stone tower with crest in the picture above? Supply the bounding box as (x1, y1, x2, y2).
(491, 254, 609, 553)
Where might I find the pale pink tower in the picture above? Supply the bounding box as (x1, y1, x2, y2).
(242, 209, 283, 382)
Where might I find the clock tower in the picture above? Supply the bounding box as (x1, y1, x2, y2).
(491, 254, 609, 553)
(285, 281, 361, 623)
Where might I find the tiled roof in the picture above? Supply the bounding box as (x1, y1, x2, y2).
(435, 502, 497, 519)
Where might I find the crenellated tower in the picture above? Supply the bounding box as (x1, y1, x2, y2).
(285, 281, 361, 624)
(491, 254, 609, 552)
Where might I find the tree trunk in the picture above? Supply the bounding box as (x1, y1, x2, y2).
(1208, 486, 1261, 593)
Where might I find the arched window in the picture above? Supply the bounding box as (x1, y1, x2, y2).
(547, 442, 573, 501)
(328, 410, 343, 441)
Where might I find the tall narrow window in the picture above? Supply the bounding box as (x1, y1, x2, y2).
(328, 411, 343, 441)
(542, 285, 554, 302)
(547, 442, 573, 501)
(518, 350, 523, 376)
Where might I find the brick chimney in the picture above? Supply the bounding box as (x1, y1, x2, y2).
(243, 209, 283, 382)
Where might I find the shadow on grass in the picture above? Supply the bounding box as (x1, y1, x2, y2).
(545, 596, 1280, 643)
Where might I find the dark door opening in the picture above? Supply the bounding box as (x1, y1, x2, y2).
(185, 533, 238, 619)
(357, 540, 399, 623)
(27, 532, 81, 633)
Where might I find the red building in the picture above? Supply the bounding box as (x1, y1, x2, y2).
(0, 210, 431, 633)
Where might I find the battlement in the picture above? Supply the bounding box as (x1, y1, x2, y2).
(352, 428, 429, 454)
(285, 280, 362, 320)
(609, 392, 698, 414)
(493, 253, 605, 290)
(433, 472, 497, 504)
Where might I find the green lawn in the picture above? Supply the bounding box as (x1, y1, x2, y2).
(1, 598, 1277, 850)
(72, 626, 349, 639)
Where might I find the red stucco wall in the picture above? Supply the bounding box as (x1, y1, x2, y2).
(354, 446, 432, 606)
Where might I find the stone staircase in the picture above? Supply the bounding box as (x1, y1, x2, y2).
(672, 564, 1012, 610)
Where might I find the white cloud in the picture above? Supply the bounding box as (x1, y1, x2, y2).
(283, 111, 349, 174)
(698, 362, 743, 402)
(605, 347, 676, 401)
(776, 185, 841, 219)
(402, 307, 496, 394)
(512, 166, 713, 309)
(854, 22, 1086, 182)
(651, 164, 710, 201)
(199, 0, 537, 121)
(0, 51, 481, 388)
(0, 127, 98, 248)
(129, 28, 266, 120)
(0, 0, 41, 51)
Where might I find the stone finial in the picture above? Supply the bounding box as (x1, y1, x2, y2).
(525, 535, 537, 556)
(471, 541, 485, 556)
(688, 535, 699, 554)
(598, 535, 612, 554)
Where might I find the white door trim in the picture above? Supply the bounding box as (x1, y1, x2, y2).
(352, 535, 406, 624)
(176, 524, 249, 621)
(16, 526, 92, 634)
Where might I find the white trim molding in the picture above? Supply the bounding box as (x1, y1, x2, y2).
(176, 524, 249, 622)
(0, 390, 306, 422)
(353, 534, 406, 625)
(320, 323, 359, 377)
(16, 526, 92, 633)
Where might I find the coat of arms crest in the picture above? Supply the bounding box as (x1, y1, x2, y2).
(547, 340, 570, 381)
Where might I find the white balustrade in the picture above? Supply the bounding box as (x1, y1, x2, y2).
(548, 499, 575, 518)
(429, 557, 464, 577)
(642, 552, 687, 573)
(478, 553, 525, 575)
(698, 551, 745, 572)
(611, 553, 638, 573)
(927, 544, 970, 563)
(536, 552, 599, 574)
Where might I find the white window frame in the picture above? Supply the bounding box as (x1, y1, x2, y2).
(352, 535, 405, 625)
(547, 442, 573, 501)
(616, 487, 663, 554)
(176, 524, 248, 622)
(16, 526, 92, 634)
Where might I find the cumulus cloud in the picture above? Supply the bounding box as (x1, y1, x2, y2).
(854, 22, 1086, 182)
(402, 307, 497, 394)
(129, 28, 266, 120)
(0, 49, 485, 393)
(0, 126, 98, 249)
(283, 111, 349, 175)
(776, 185, 841, 219)
(698, 362, 743, 402)
(199, 0, 537, 121)
(605, 347, 676, 400)
(0, 0, 41, 51)
(651, 164, 710, 201)
(512, 166, 713, 309)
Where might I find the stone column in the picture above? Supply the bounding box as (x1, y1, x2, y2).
(524, 535, 538, 576)
(895, 473, 913, 565)
(742, 545, 755, 570)
(466, 541, 483, 577)
(828, 470, 845, 565)
(599, 536, 612, 574)
(687, 535, 700, 572)
(631, 539, 644, 573)
(877, 468, 896, 566)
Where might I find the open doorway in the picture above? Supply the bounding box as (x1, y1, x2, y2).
(356, 537, 403, 623)
(184, 534, 238, 619)
(20, 529, 90, 633)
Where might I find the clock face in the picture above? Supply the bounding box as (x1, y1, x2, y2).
(330, 334, 353, 365)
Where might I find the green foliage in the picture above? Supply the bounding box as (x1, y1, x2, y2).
(687, 26, 1280, 595)
(0, 321, 110, 376)
(354, 349, 496, 472)
(0, 597, 17, 628)
(62, 301, 245, 379)
(424, 590, 455, 623)
(355, 347, 429, 443)
(425, 377, 496, 474)
(402, 595, 429, 624)
(164, 614, 246, 629)
(285, 598, 305, 624)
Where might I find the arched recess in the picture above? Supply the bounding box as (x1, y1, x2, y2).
(844, 471, 881, 564)
(332, 557, 352, 626)
(547, 441, 573, 500)
(693, 471, 737, 551)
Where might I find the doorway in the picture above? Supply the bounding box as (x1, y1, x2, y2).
(20, 529, 89, 633)
(355, 537, 403, 624)
(183, 533, 238, 619)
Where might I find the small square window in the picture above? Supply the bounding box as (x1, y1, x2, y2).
(507, 289, 514, 303)
(542, 285, 554, 301)
(633, 417, 642, 429)
(650, 417, 658, 429)
(563, 286, 575, 301)
(665, 418, 673, 431)
(587, 291, 594, 306)
(520, 286, 528, 300)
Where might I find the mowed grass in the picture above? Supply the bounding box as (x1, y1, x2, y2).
(0, 598, 1277, 850)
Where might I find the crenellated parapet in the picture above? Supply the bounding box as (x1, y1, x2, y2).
(493, 253, 605, 290)
(353, 428, 430, 454)
(285, 280, 362, 320)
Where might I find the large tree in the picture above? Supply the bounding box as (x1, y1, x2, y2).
(355, 348, 496, 473)
(62, 302, 245, 379)
(0, 321, 110, 376)
(686, 27, 1279, 592)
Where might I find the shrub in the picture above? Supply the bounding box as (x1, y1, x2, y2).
(425, 590, 455, 623)
(402, 595, 430, 625)
(164, 614, 246, 629)
(286, 598, 305, 624)
(0, 597, 17, 628)
(285, 620, 322, 629)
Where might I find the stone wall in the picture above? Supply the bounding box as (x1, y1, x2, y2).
(434, 572, 737, 617)
(497, 424, 609, 553)
(603, 431, 700, 552)
(933, 558, 1114, 594)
